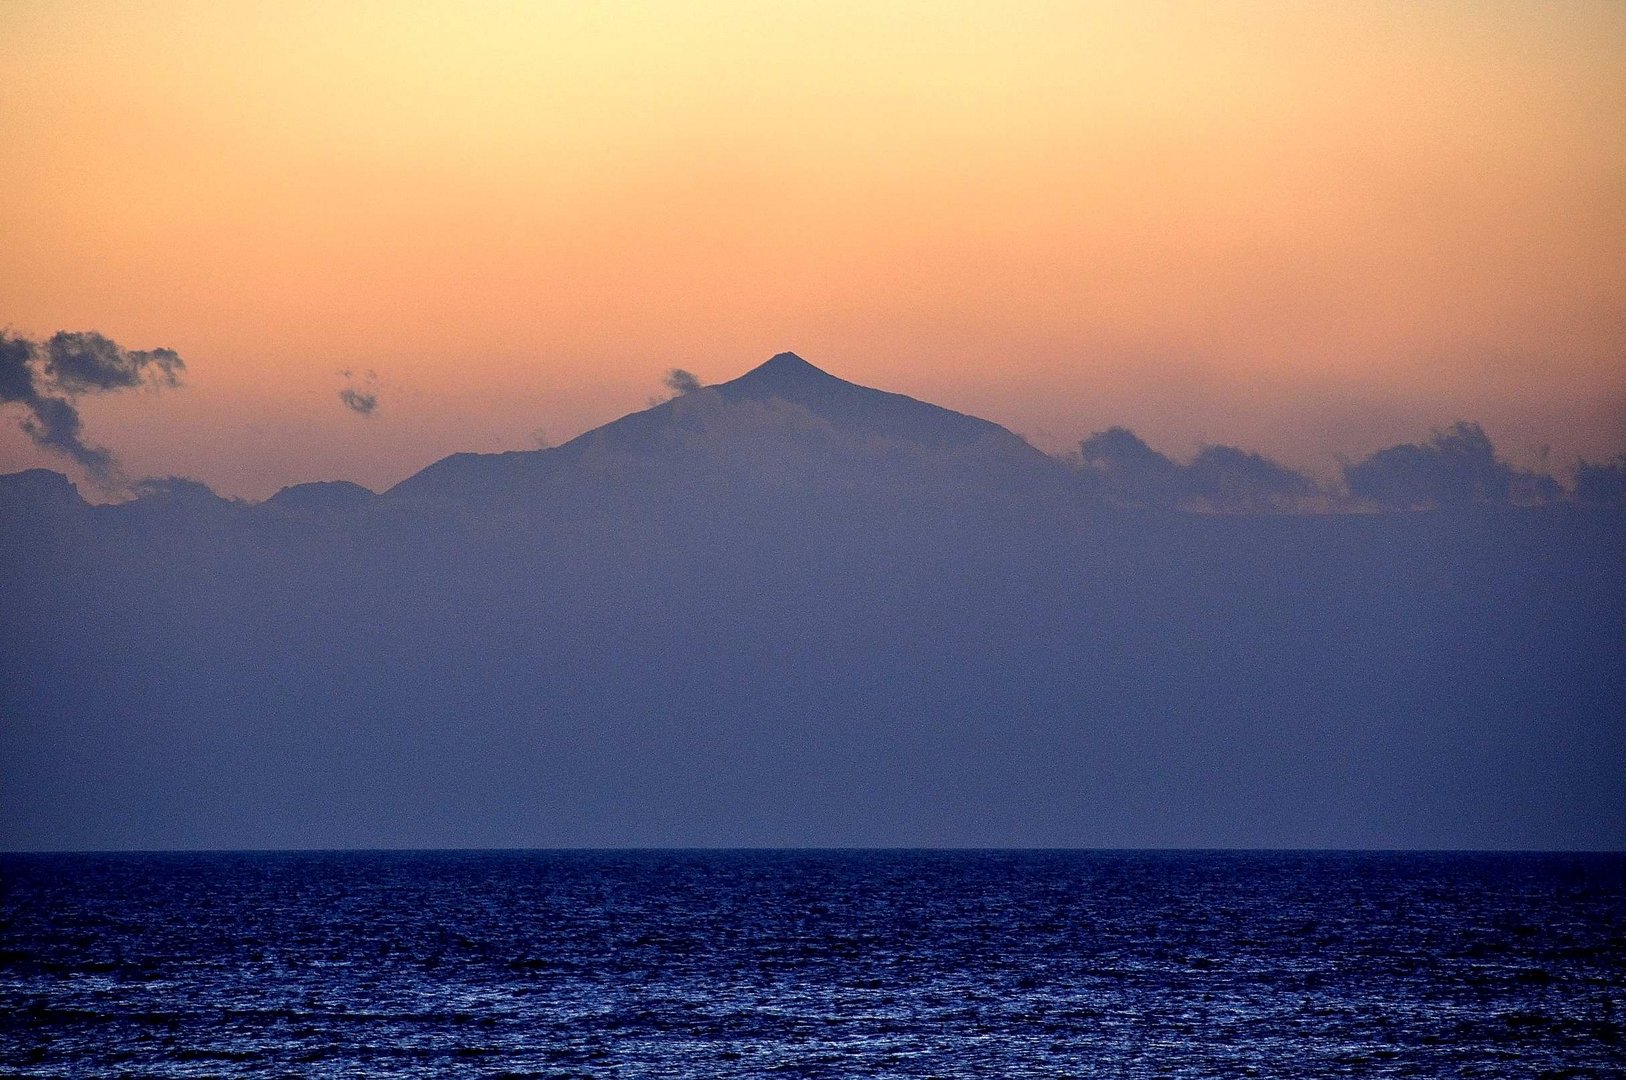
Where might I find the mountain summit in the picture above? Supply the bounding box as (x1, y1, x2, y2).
(729, 350, 826, 386)
(715, 350, 861, 404)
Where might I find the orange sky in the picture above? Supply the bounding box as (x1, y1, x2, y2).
(2, 0, 1623, 499)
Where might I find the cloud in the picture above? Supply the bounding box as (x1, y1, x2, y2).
(338, 370, 379, 417)
(0, 333, 36, 401)
(0, 329, 183, 487)
(1078, 427, 1183, 505)
(1077, 427, 1317, 510)
(1186, 445, 1318, 511)
(45, 331, 184, 393)
(1576, 454, 1626, 506)
(130, 475, 229, 506)
(1343, 421, 1518, 509)
(20, 394, 115, 480)
(1509, 469, 1563, 506)
(339, 387, 378, 415)
(663, 369, 702, 396)
(1079, 421, 1567, 512)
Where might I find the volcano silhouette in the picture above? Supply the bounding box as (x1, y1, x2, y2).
(387, 352, 1045, 501)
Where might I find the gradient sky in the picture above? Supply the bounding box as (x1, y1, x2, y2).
(2, 0, 1622, 499)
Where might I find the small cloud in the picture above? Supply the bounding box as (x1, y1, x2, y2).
(531, 428, 552, 449)
(338, 370, 380, 417)
(663, 369, 702, 396)
(339, 387, 378, 416)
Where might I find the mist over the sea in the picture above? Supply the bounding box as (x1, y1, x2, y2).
(4, 355, 1621, 851)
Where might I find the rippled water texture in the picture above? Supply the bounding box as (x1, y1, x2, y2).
(2, 851, 1622, 1077)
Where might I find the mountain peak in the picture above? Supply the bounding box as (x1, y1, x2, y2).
(761, 350, 816, 371)
(731, 351, 834, 389)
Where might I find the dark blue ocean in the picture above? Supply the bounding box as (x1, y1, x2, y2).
(2, 851, 1622, 1078)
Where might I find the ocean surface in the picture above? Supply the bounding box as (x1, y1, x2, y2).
(2, 850, 1622, 1078)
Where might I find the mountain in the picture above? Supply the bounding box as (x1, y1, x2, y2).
(387, 352, 1050, 503)
(2, 354, 1623, 851)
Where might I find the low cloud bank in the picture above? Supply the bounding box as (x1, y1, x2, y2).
(1077, 428, 1317, 511)
(1342, 421, 1559, 509)
(1074, 421, 1609, 511)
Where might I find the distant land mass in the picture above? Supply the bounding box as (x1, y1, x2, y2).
(2, 354, 1623, 850)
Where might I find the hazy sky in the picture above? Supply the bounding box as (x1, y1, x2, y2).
(2, 0, 1622, 499)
